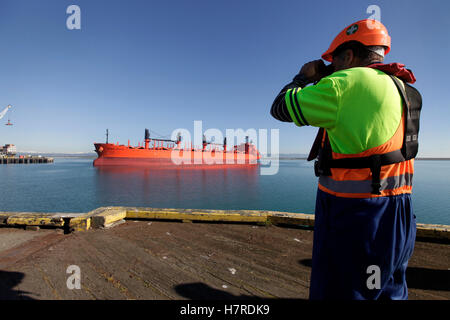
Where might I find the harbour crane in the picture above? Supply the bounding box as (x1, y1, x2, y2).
(0, 105, 12, 125)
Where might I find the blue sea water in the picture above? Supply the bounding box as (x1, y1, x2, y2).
(0, 158, 448, 225)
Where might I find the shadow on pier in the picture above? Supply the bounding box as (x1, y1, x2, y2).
(0, 270, 35, 300)
(174, 282, 306, 300)
(406, 267, 450, 291)
(298, 259, 449, 292)
(175, 282, 260, 300)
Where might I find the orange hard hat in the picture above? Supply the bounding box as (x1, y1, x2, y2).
(321, 19, 391, 62)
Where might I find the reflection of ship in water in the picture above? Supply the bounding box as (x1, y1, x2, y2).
(93, 129, 260, 167)
(94, 165, 259, 210)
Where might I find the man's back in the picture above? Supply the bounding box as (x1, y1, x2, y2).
(315, 67, 402, 154)
(283, 66, 414, 198)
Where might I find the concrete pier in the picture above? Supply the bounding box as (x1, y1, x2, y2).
(0, 207, 448, 242)
(0, 156, 54, 164)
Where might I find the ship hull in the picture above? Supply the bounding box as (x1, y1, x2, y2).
(93, 143, 260, 167)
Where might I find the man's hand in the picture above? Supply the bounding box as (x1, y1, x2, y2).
(299, 59, 327, 84)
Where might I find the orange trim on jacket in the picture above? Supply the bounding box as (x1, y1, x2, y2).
(318, 113, 414, 198)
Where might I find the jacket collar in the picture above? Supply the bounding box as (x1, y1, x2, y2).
(366, 62, 416, 84)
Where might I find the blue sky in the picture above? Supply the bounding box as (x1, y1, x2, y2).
(0, 0, 448, 156)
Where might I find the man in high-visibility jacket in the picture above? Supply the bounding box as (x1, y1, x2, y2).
(271, 19, 422, 300)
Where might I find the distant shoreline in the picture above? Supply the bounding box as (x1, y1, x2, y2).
(18, 154, 450, 161)
(264, 157, 450, 161)
(51, 155, 96, 159)
(17, 153, 97, 159)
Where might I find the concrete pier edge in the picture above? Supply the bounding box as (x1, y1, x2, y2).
(0, 207, 448, 242)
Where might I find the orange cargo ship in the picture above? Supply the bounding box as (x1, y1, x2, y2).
(94, 129, 260, 167)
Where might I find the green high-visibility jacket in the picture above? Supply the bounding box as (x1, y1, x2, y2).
(283, 67, 403, 154)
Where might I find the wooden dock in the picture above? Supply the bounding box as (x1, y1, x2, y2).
(0, 207, 448, 300)
(0, 219, 448, 300)
(0, 156, 54, 164)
